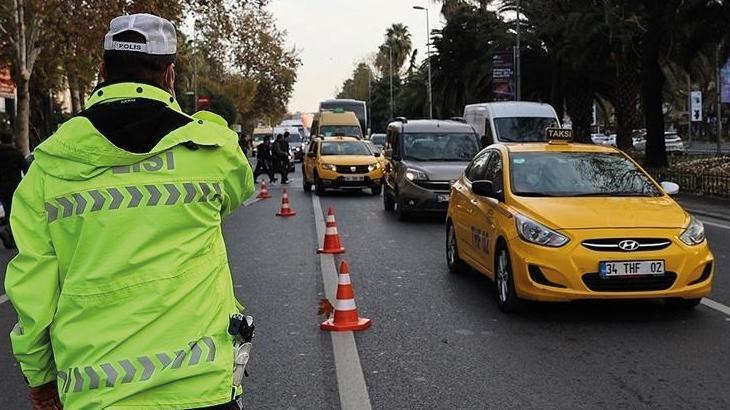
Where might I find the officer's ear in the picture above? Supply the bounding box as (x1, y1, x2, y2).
(163, 63, 176, 97)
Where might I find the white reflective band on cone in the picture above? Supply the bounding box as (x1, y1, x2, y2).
(338, 274, 352, 285)
(326, 227, 338, 235)
(336, 299, 357, 311)
(326, 215, 336, 223)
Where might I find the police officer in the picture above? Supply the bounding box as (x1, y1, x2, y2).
(272, 133, 290, 184)
(253, 135, 276, 183)
(5, 14, 253, 410)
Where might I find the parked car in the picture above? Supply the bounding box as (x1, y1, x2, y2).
(633, 132, 686, 154)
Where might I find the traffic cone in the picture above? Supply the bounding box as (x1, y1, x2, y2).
(257, 180, 272, 199)
(317, 208, 345, 254)
(321, 261, 371, 332)
(276, 188, 297, 217)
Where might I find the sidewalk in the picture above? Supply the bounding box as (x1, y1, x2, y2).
(676, 194, 730, 222)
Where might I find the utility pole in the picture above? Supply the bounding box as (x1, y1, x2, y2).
(515, 0, 522, 101)
(385, 44, 393, 120)
(413, 6, 433, 119)
(367, 68, 372, 134)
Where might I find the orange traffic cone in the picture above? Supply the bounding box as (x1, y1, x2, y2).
(321, 261, 371, 332)
(257, 180, 272, 199)
(317, 208, 345, 254)
(276, 188, 297, 217)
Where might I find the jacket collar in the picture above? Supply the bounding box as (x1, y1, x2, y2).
(86, 81, 183, 113)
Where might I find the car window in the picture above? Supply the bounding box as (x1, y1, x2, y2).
(402, 133, 480, 161)
(482, 152, 504, 192)
(509, 152, 661, 197)
(308, 141, 318, 154)
(320, 125, 362, 137)
(466, 151, 492, 181)
(493, 117, 558, 142)
(320, 141, 371, 156)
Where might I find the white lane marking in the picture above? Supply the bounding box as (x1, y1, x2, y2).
(312, 194, 372, 410)
(702, 298, 730, 316)
(0, 294, 7, 305)
(701, 219, 730, 231)
(243, 197, 263, 208)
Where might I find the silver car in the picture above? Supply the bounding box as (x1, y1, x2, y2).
(382, 119, 481, 220)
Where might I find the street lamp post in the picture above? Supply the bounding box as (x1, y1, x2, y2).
(413, 6, 433, 119)
(384, 44, 393, 120)
(515, 0, 521, 101)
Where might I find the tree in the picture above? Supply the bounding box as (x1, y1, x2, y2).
(376, 23, 412, 75)
(337, 63, 372, 102)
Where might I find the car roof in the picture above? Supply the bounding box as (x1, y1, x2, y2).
(318, 136, 362, 142)
(464, 102, 557, 119)
(388, 119, 476, 133)
(253, 127, 273, 133)
(499, 142, 621, 154)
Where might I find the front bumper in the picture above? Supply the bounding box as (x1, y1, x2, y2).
(507, 228, 714, 302)
(397, 179, 451, 213)
(319, 168, 384, 189)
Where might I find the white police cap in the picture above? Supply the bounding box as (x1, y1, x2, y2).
(103, 13, 177, 55)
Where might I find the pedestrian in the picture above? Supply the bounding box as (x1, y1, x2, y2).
(5, 14, 254, 410)
(253, 135, 276, 183)
(0, 130, 29, 249)
(273, 133, 290, 184)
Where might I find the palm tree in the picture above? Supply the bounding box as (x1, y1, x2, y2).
(376, 23, 412, 75)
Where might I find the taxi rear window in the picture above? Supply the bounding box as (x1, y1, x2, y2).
(509, 152, 660, 197)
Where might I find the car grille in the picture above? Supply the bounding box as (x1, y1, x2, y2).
(582, 272, 677, 292)
(336, 165, 370, 174)
(581, 238, 672, 252)
(413, 180, 451, 191)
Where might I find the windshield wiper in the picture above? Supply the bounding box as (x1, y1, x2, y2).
(566, 192, 652, 197)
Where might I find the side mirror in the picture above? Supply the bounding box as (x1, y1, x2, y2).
(472, 180, 503, 201)
(660, 181, 679, 196)
(374, 152, 382, 157)
(307, 152, 316, 158)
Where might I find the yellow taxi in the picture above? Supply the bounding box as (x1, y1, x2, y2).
(446, 129, 714, 312)
(302, 136, 385, 195)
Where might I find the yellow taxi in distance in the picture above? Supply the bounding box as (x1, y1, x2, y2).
(446, 130, 714, 312)
(303, 136, 384, 195)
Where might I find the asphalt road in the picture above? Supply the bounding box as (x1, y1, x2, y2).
(0, 172, 728, 409)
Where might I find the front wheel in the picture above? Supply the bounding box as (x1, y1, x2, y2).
(446, 222, 469, 274)
(383, 188, 395, 211)
(495, 244, 523, 313)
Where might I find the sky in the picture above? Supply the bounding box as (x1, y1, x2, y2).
(268, 0, 444, 114)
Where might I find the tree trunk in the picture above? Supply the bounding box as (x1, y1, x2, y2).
(69, 74, 81, 114)
(565, 83, 593, 143)
(640, 13, 667, 168)
(614, 62, 640, 152)
(15, 73, 31, 155)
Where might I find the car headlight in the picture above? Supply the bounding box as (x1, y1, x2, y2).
(320, 163, 337, 172)
(679, 215, 705, 246)
(368, 163, 380, 172)
(405, 168, 428, 181)
(515, 214, 569, 247)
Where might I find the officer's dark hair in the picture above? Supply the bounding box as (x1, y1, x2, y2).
(284, 131, 290, 137)
(0, 130, 13, 144)
(264, 136, 271, 142)
(276, 134, 284, 140)
(103, 31, 175, 86)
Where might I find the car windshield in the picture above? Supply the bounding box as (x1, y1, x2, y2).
(365, 141, 380, 153)
(510, 152, 661, 197)
(253, 133, 271, 142)
(403, 133, 480, 161)
(286, 134, 302, 143)
(370, 135, 385, 146)
(493, 117, 559, 142)
(320, 126, 362, 137)
(320, 141, 371, 156)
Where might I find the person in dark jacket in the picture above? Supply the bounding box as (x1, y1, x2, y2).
(273, 133, 290, 184)
(253, 136, 276, 183)
(0, 131, 29, 248)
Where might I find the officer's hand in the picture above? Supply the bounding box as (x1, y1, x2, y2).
(29, 382, 62, 410)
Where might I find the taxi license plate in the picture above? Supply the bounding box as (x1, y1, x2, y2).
(599, 260, 665, 278)
(436, 194, 450, 202)
(343, 176, 364, 182)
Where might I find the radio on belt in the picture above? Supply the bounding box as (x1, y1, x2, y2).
(228, 313, 255, 343)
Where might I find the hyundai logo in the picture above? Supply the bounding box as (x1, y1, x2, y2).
(618, 240, 640, 251)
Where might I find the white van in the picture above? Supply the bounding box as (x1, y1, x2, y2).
(463, 102, 560, 145)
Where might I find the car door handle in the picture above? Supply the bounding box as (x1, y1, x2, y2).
(470, 199, 479, 206)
